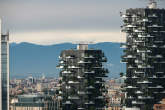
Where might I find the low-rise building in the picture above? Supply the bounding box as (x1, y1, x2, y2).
(11, 94, 59, 110)
(154, 99, 165, 110)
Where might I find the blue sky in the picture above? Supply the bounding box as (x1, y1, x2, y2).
(0, 0, 165, 45)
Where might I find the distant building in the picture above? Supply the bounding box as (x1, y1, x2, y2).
(107, 83, 125, 110)
(58, 44, 108, 110)
(121, 0, 165, 109)
(27, 76, 36, 84)
(154, 99, 165, 110)
(106, 106, 123, 110)
(0, 20, 9, 110)
(11, 94, 58, 110)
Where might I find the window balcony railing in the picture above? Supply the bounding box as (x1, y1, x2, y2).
(137, 80, 152, 84)
(132, 101, 145, 105)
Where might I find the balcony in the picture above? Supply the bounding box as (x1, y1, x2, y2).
(92, 66, 102, 69)
(136, 91, 143, 94)
(148, 24, 163, 28)
(138, 34, 154, 38)
(66, 56, 74, 59)
(160, 31, 165, 33)
(102, 57, 107, 62)
(154, 40, 163, 43)
(64, 101, 72, 105)
(84, 56, 95, 59)
(135, 60, 143, 63)
(95, 77, 103, 79)
(68, 81, 79, 84)
(120, 43, 127, 48)
(135, 40, 144, 43)
(137, 50, 151, 53)
(132, 101, 145, 105)
(154, 61, 165, 63)
(142, 18, 149, 22)
(96, 96, 104, 99)
(156, 55, 163, 58)
(84, 101, 94, 105)
(148, 14, 158, 18)
(138, 96, 154, 99)
(122, 76, 127, 79)
(159, 76, 165, 78)
(86, 86, 95, 89)
(146, 34, 154, 37)
(126, 25, 137, 28)
(128, 66, 136, 68)
(68, 66, 80, 69)
(134, 30, 144, 33)
(77, 76, 84, 79)
(155, 85, 163, 88)
(126, 86, 138, 89)
(58, 96, 62, 99)
(137, 65, 154, 69)
(127, 96, 134, 99)
(78, 108, 85, 110)
(84, 71, 95, 74)
(135, 71, 145, 74)
(120, 60, 128, 63)
(68, 96, 80, 100)
(156, 72, 164, 74)
(148, 85, 163, 89)
(148, 75, 157, 79)
(160, 91, 165, 94)
(78, 60, 91, 64)
(62, 71, 72, 74)
(86, 91, 92, 94)
(132, 76, 139, 79)
(60, 61, 65, 64)
(95, 81, 104, 84)
(160, 45, 165, 48)
(121, 14, 129, 18)
(148, 75, 165, 79)
(148, 45, 157, 48)
(123, 55, 136, 59)
(137, 80, 152, 84)
(66, 86, 71, 89)
(59, 56, 62, 59)
(78, 91, 85, 95)
(59, 66, 64, 69)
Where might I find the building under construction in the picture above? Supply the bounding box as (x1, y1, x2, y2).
(121, 1, 165, 110)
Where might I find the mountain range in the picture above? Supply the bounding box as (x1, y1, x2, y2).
(9, 42, 125, 79)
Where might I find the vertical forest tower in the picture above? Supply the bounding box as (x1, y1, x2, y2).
(58, 44, 108, 110)
(121, 1, 165, 110)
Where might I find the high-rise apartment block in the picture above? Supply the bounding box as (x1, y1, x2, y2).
(58, 44, 108, 110)
(0, 20, 9, 110)
(121, 1, 165, 110)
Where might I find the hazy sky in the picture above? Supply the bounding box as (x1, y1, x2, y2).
(0, 0, 165, 45)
